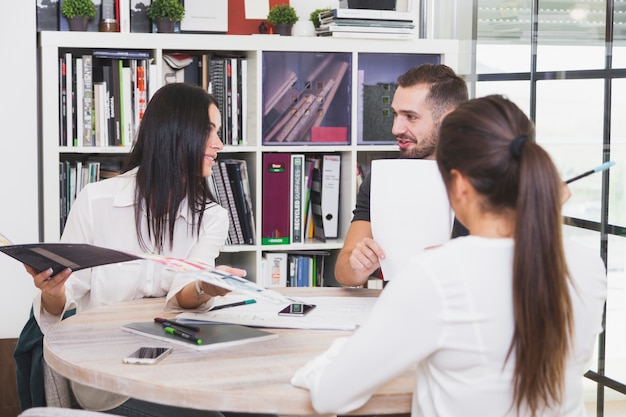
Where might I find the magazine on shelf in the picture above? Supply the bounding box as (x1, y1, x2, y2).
(0, 232, 289, 303)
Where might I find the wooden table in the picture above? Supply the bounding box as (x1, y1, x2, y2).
(43, 287, 414, 415)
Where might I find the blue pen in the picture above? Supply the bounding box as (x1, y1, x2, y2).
(565, 161, 615, 184)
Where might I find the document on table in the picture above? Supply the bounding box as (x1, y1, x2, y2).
(370, 159, 453, 281)
(176, 294, 377, 331)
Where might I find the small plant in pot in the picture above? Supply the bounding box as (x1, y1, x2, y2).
(61, 0, 97, 31)
(267, 4, 299, 36)
(147, 0, 186, 33)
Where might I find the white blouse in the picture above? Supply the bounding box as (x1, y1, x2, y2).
(34, 167, 229, 332)
(292, 236, 607, 417)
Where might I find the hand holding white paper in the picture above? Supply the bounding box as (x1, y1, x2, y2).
(370, 159, 453, 281)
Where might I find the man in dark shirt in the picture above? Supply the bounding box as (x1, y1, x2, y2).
(335, 64, 469, 287)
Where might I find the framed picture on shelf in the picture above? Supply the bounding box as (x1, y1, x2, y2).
(262, 51, 352, 145)
(357, 53, 440, 144)
(180, 0, 228, 33)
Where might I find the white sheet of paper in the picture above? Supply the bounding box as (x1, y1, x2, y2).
(370, 159, 453, 281)
(245, 0, 270, 19)
(177, 295, 377, 331)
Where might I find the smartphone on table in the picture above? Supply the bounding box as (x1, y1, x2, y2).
(123, 346, 173, 365)
(278, 303, 316, 316)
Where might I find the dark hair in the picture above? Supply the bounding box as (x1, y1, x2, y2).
(436, 95, 573, 416)
(397, 63, 469, 123)
(123, 83, 220, 253)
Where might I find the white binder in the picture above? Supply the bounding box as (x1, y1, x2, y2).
(321, 154, 341, 239)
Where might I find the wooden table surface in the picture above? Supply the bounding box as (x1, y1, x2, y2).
(43, 286, 414, 415)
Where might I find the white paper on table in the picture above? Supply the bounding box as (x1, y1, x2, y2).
(370, 159, 453, 281)
(176, 294, 377, 331)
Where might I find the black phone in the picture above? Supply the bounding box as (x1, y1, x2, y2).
(278, 303, 316, 316)
(123, 346, 172, 365)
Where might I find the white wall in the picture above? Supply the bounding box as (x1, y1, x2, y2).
(0, 2, 39, 338)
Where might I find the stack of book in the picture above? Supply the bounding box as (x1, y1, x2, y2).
(316, 8, 416, 40)
(209, 159, 255, 246)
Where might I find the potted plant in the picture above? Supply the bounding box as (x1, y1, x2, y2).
(60, 0, 97, 31)
(146, 0, 186, 33)
(310, 7, 331, 29)
(267, 4, 299, 36)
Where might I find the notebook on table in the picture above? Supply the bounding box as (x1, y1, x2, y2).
(122, 321, 278, 351)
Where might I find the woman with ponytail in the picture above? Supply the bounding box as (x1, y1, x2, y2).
(292, 95, 606, 417)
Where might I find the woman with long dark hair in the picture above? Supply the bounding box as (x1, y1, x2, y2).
(292, 95, 606, 417)
(23, 83, 244, 416)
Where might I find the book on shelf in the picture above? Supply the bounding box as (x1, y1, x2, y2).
(93, 50, 151, 60)
(111, 58, 123, 146)
(317, 24, 415, 35)
(261, 153, 291, 245)
(65, 52, 73, 148)
(238, 58, 248, 144)
(118, 0, 131, 32)
(60, 50, 150, 148)
(210, 164, 239, 245)
(222, 159, 255, 245)
(286, 251, 329, 287)
(121, 321, 277, 351)
(69, 162, 78, 208)
(208, 56, 229, 144)
(82, 54, 95, 147)
(0, 236, 291, 303)
(92, 57, 115, 146)
(321, 154, 341, 239)
(93, 82, 107, 146)
(75, 56, 84, 148)
(290, 154, 306, 244)
(206, 54, 248, 145)
(262, 252, 288, 287)
(59, 162, 68, 232)
(319, 8, 414, 22)
(319, 18, 416, 28)
(225, 59, 234, 145)
(59, 56, 67, 146)
(135, 59, 147, 128)
(317, 31, 416, 40)
(309, 161, 326, 242)
(229, 58, 239, 145)
(292, 255, 309, 287)
(303, 157, 316, 240)
(218, 160, 246, 245)
(58, 159, 104, 224)
(120, 62, 133, 146)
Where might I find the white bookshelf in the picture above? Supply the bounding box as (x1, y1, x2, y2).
(38, 31, 458, 285)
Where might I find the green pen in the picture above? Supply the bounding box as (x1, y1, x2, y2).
(163, 326, 202, 345)
(209, 299, 257, 311)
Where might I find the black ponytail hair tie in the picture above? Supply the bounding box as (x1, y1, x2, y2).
(509, 134, 528, 159)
